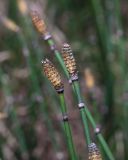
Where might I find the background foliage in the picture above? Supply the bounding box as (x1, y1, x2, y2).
(0, 0, 128, 159)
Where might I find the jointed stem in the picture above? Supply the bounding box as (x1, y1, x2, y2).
(73, 81, 91, 145)
(43, 31, 114, 160)
(47, 39, 69, 77)
(59, 93, 78, 160)
(73, 81, 115, 160)
(80, 109, 91, 145)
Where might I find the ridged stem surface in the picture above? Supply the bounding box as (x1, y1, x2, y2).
(59, 93, 78, 160)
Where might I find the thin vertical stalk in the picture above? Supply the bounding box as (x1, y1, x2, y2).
(40, 29, 114, 160)
(90, 0, 115, 128)
(73, 81, 115, 160)
(108, 1, 127, 158)
(59, 93, 78, 160)
(73, 81, 91, 145)
(47, 38, 91, 144)
(47, 39, 69, 77)
(90, 0, 110, 53)
(31, 11, 114, 159)
(84, 102, 115, 160)
(44, 37, 114, 159)
(80, 109, 91, 145)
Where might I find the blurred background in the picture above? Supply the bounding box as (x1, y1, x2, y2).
(0, 0, 128, 159)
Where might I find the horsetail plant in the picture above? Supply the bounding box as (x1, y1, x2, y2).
(61, 43, 114, 160)
(31, 11, 69, 77)
(61, 44, 103, 160)
(42, 59, 78, 160)
(31, 11, 114, 160)
(62, 43, 91, 145)
(3, 15, 59, 152)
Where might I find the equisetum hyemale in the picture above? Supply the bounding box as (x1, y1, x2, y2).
(61, 43, 92, 146)
(61, 43, 114, 160)
(31, 11, 114, 159)
(42, 58, 78, 160)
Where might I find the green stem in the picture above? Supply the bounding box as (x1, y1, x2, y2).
(73, 81, 114, 160)
(40, 20, 114, 160)
(59, 93, 78, 160)
(90, 0, 115, 123)
(73, 81, 91, 145)
(113, 1, 127, 159)
(84, 104, 114, 159)
(47, 39, 69, 77)
(97, 134, 114, 160)
(80, 109, 91, 145)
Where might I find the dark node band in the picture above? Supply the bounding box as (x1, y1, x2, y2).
(57, 88, 64, 94)
(94, 126, 101, 135)
(70, 73, 78, 82)
(62, 114, 68, 122)
(78, 102, 85, 109)
(42, 32, 52, 40)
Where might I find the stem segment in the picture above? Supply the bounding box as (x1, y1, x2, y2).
(73, 81, 114, 160)
(73, 81, 91, 145)
(59, 93, 78, 160)
(47, 38, 69, 77)
(41, 28, 114, 160)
